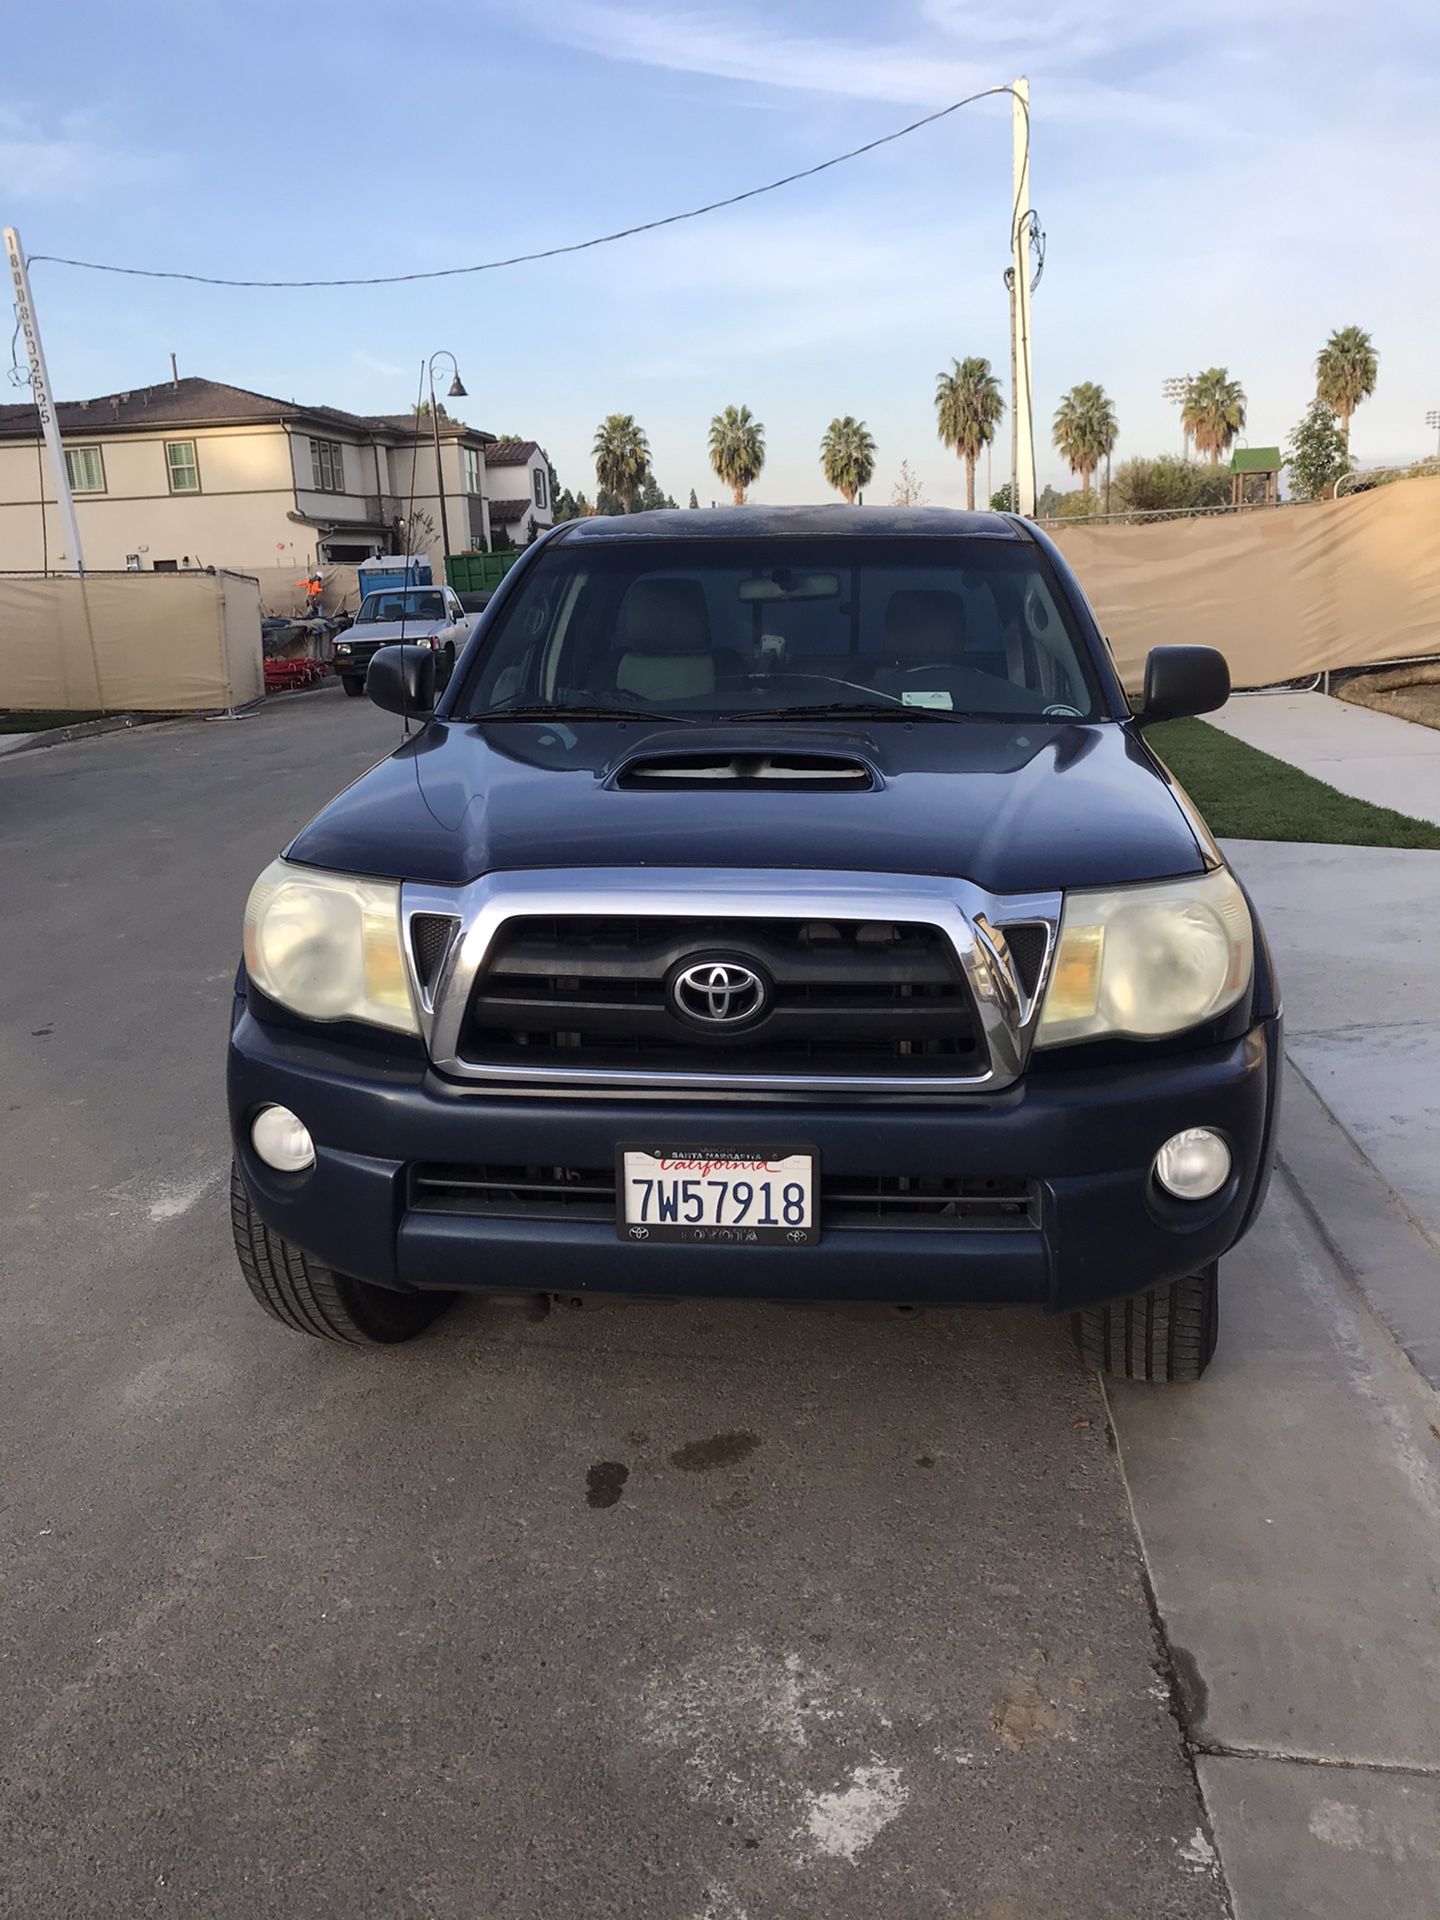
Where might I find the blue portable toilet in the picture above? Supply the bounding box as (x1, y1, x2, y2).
(357, 554, 433, 599)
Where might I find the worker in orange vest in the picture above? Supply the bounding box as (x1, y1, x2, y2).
(295, 571, 325, 616)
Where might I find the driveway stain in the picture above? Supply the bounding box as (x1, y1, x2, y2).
(585, 1461, 630, 1509)
(670, 1430, 760, 1472)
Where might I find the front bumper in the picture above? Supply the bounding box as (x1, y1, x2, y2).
(228, 1004, 1281, 1311)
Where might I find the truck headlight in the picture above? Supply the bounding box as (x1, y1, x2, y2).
(1035, 866, 1253, 1047)
(242, 858, 417, 1033)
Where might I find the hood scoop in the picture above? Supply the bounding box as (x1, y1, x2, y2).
(609, 745, 879, 792)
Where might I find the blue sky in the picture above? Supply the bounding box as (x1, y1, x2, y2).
(6, 0, 1437, 507)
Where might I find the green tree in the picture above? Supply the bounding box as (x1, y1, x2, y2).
(594, 486, 629, 516)
(592, 413, 651, 511)
(1036, 483, 1064, 518)
(709, 404, 766, 504)
(819, 415, 877, 503)
(1182, 369, 1247, 465)
(1315, 326, 1378, 450)
(688, 487, 700, 509)
(553, 486, 592, 522)
(990, 481, 1015, 511)
(635, 472, 678, 513)
(934, 357, 1004, 509)
(1056, 489, 1100, 519)
(1052, 382, 1118, 499)
(1284, 400, 1352, 502)
(1111, 456, 1232, 515)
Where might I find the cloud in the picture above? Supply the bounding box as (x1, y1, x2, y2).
(0, 109, 165, 205)
(530, 2, 1211, 132)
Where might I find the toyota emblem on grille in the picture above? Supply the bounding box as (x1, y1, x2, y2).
(671, 959, 768, 1027)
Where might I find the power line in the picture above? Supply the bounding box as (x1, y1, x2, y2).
(25, 86, 1025, 289)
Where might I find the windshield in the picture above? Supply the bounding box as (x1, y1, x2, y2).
(452, 538, 1102, 722)
(357, 589, 447, 624)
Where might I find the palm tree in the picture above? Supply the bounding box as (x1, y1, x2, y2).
(1052, 382, 1118, 503)
(1315, 326, 1378, 450)
(819, 416, 877, 503)
(1182, 369, 1247, 465)
(934, 357, 1004, 509)
(591, 413, 651, 510)
(709, 405, 765, 504)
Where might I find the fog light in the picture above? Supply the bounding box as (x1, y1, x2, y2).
(1154, 1127, 1230, 1201)
(251, 1104, 315, 1173)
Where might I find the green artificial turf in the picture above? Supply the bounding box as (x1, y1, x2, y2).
(1145, 717, 1440, 849)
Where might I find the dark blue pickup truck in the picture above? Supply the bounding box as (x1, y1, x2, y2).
(228, 507, 1279, 1381)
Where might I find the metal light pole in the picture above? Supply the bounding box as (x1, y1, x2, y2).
(5, 227, 85, 575)
(1427, 409, 1440, 459)
(1162, 376, 1190, 458)
(426, 351, 467, 565)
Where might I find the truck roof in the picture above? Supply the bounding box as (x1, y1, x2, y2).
(553, 505, 1027, 544)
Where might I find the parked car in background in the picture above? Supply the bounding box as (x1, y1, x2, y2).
(455, 589, 492, 618)
(332, 585, 470, 698)
(230, 505, 1279, 1381)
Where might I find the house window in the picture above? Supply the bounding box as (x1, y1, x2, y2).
(151, 559, 179, 572)
(166, 440, 200, 493)
(533, 466, 548, 509)
(309, 438, 345, 493)
(463, 446, 483, 494)
(65, 446, 106, 493)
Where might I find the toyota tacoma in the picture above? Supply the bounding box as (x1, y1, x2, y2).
(229, 507, 1280, 1380)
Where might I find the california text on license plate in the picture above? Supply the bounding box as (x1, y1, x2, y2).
(617, 1147, 818, 1246)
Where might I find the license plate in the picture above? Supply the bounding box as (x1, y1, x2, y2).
(617, 1146, 818, 1245)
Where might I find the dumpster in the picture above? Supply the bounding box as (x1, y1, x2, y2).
(445, 551, 522, 594)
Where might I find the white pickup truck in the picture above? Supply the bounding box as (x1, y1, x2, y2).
(333, 586, 473, 698)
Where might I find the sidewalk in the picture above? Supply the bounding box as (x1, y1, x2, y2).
(1108, 837, 1440, 1918)
(1207, 691, 1440, 826)
(1224, 838, 1440, 1270)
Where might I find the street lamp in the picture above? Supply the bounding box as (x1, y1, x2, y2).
(1427, 409, 1440, 459)
(426, 351, 468, 565)
(1162, 376, 1191, 458)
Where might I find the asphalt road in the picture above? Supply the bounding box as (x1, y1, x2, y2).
(1, 687, 1227, 1919)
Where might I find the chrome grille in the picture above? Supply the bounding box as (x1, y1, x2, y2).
(461, 916, 982, 1078)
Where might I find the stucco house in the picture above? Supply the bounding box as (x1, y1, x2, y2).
(481, 439, 555, 546)
(0, 376, 501, 576)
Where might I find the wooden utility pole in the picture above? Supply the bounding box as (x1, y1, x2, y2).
(1010, 78, 1035, 518)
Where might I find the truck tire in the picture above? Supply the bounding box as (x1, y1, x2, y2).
(230, 1167, 453, 1344)
(341, 676, 364, 698)
(1073, 1263, 1219, 1383)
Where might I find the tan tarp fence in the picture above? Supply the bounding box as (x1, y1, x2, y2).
(1050, 476, 1440, 690)
(0, 570, 263, 712)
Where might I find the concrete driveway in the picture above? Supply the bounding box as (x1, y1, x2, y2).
(2, 689, 1436, 1918)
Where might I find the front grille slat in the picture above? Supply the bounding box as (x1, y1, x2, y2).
(411, 1163, 1038, 1232)
(462, 915, 982, 1079)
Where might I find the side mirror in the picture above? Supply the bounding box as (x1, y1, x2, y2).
(366, 643, 436, 718)
(1136, 645, 1229, 725)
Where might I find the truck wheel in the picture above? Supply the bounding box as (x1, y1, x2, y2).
(341, 676, 363, 698)
(230, 1167, 453, 1345)
(1073, 1263, 1219, 1383)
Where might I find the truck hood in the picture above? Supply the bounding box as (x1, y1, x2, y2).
(336, 622, 445, 648)
(285, 716, 1206, 894)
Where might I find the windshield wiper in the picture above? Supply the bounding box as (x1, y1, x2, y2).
(460, 704, 698, 724)
(719, 702, 966, 723)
